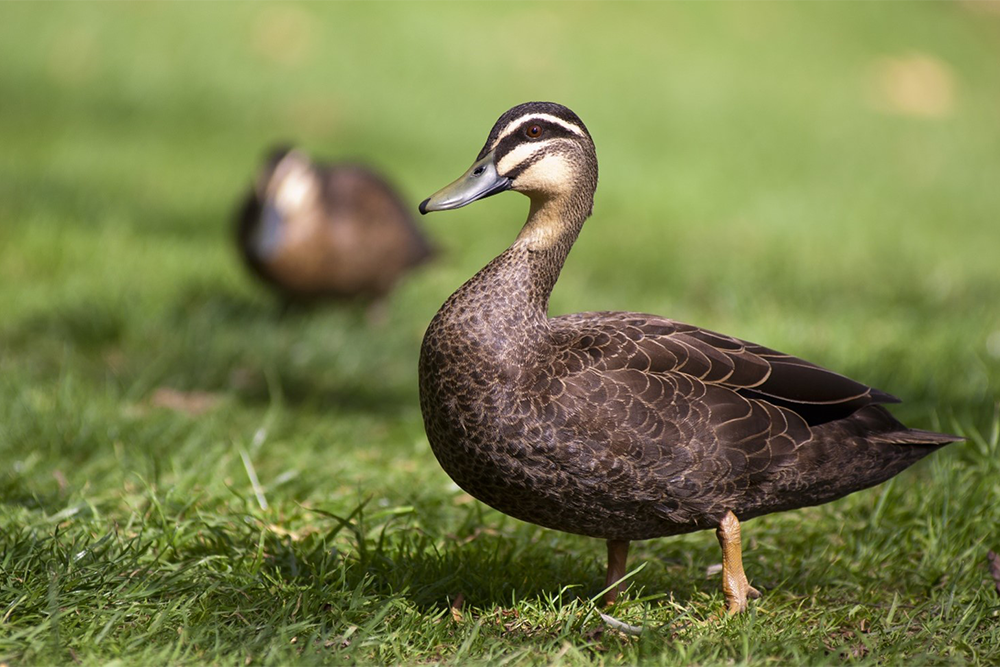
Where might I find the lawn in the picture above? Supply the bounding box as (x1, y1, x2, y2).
(1, 2, 999, 665)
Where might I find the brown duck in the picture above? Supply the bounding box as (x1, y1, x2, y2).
(237, 147, 433, 306)
(417, 102, 958, 614)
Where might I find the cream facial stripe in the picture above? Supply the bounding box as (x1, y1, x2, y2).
(491, 113, 586, 150)
(496, 139, 562, 174)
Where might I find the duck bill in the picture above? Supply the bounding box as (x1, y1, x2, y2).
(419, 151, 511, 215)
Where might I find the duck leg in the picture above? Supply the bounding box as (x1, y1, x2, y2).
(716, 511, 761, 614)
(603, 539, 630, 605)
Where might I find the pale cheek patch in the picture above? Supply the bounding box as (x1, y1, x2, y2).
(510, 154, 574, 195)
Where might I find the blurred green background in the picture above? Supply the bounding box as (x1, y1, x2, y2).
(1, 2, 999, 665)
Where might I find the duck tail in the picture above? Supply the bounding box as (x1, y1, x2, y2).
(871, 427, 961, 447)
(847, 405, 961, 448)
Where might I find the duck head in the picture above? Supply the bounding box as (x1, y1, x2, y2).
(256, 147, 320, 215)
(419, 102, 598, 216)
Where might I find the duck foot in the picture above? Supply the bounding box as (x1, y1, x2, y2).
(716, 511, 760, 614)
(603, 539, 631, 606)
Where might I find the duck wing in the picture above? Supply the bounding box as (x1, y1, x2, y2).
(542, 312, 949, 526)
(550, 312, 897, 427)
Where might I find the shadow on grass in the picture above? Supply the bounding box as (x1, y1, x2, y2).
(235, 369, 417, 419)
(166, 282, 299, 326)
(2, 299, 127, 350)
(250, 501, 726, 617)
(167, 280, 386, 326)
(159, 283, 420, 417)
(1, 283, 419, 420)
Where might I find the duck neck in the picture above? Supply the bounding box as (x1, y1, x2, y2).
(508, 193, 590, 314)
(446, 190, 591, 334)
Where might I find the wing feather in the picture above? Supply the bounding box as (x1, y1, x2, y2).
(551, 311, 895, 426)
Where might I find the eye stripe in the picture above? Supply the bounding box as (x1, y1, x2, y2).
(505, 154, 543, 180)
(493, 126, 578, 164)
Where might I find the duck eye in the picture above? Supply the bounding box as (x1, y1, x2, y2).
(526, 125, 543, 138)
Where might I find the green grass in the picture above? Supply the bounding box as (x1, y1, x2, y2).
(2, 2, 1000, 665)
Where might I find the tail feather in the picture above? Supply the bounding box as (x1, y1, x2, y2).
(872, 427, 961, 447)
(840, 405, 960, 448)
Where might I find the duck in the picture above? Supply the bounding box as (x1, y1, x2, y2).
(417, 101, 958, 614)
(236, 146, 434, 309)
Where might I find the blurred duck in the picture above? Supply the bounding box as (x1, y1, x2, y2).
(237, 147, 434, 308)
(417, 102, 958, 614)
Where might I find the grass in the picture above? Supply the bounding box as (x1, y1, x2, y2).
(2, 2, 1000, 665)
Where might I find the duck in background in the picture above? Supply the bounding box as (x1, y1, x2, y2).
(236, 146, 434, 315)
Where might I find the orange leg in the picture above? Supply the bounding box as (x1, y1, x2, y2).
(603, 539, 631, 606)
(716, 511, 761, 614)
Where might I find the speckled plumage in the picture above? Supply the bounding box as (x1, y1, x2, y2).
(237, 147, 433, 303)
(418, 102, 956, 608)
